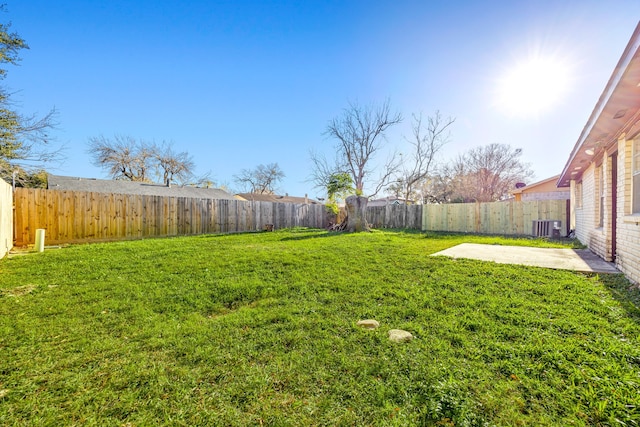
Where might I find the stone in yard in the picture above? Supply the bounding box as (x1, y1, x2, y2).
(357, 319, 380, 329)
(388, 329, 413, 343)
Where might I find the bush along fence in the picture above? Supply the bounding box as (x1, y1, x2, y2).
(0, 179, 12, 257)
(422, 199, 569, 236)
(14, 189, 329, 246)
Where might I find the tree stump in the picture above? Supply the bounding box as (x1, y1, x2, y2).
(327, 195, 370, 232)
(344, 195, 370, 232)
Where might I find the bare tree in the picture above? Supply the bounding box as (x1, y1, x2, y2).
(180, 172, 217, 188)
(88, 136, 203, 186)
(88, 135, 154, 182)
(316, 99, 402, 232)
(393, 111, 455, 202)
(8, 108, 62, 161)
(323, 99, 402, 195)
(152, 142, 195, 186)
(1, 108, 62, 187)
(234, 162, 285, 194)
(415, 162, 456, 204)
(443, 143, 534, 202)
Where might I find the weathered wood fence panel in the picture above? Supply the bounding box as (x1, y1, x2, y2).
(422, 200, 568, 236)
(367, 205, 422, 229)
(14, 189, 330, 246)
(0, 180, 12, 257)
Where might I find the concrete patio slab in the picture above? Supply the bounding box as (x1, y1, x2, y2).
(431, 243, 620, 274)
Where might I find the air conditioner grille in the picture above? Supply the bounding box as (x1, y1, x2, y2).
(532, 220, 561, 237)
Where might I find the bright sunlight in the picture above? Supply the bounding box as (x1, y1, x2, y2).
(495, 55, 571, 117)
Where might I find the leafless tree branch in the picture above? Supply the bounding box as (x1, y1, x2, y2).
(323, 99, 402, 194)
(234, 162, 285, 194)
(393, 111, 455, 202)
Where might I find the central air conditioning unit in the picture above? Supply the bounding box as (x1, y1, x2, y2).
(532, 220, 561, 238)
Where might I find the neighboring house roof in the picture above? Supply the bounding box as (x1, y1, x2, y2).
(511, 175, 561, 195)
(368, 196, 412, 207)
(511, 175, 570, 201)
(47, 174, 237, 200)
(235, 192, 320, 204)
(559, 22, 640, 187)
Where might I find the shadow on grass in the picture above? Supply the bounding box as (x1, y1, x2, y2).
(193, 227, 343, 242)
(279, 227, 430, 241)
(600, 273, 640, 324)
(197, 228, 326, 239)
(369, 227, 424, 234)
(279, 230, 349, 241)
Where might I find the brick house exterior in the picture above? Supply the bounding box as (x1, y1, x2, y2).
(559, 22, 640, 284)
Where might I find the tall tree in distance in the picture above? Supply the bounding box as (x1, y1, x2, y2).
(0, 7, 60, 187)
(87, 135, 205, 186)
(417, 169, 452, 204)
(88, 135, 153, 182)
(393, 111, 455, 203)
(153, 142, 195, 186)
(234, 163, 285, 194)
(445, 143, 534, 202)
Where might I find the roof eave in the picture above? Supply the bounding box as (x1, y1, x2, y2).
(558, 22, 640, 187)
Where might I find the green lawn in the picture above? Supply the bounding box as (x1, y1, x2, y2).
(1, 229, 639, 426)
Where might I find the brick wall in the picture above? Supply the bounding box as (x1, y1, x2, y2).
(615, 136, 640, 283)
(575, 136, 640, 283)
(574, 163, 609, 260)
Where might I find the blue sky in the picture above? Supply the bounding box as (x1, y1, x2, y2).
(5, 1, 640, 198)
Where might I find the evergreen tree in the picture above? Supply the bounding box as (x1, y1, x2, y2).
(0, 7, 59, 187)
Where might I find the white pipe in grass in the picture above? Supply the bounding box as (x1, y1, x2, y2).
(34, 229, 45, 253)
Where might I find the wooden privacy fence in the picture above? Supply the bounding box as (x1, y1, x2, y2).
(422, 199, 569, 236)
(14, 189, 329, 246)
(13, 189, 567, 246)
(367, 204, 422, 229)
(0, 179, 12, 257)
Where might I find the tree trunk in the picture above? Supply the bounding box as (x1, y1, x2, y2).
(344, 195, 370, 232)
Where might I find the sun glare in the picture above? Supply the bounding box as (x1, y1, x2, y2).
(495, 55, 570, 117)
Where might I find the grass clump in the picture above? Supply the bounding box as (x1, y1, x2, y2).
(1, 229, 638, 426)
